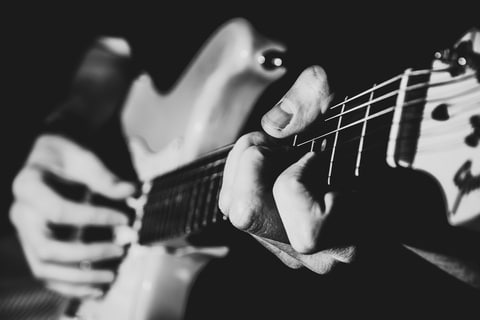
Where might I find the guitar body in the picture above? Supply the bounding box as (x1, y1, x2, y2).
(70, 18, 285, 320)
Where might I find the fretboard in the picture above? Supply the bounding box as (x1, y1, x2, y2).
(138, 68, 433, 245)
(138, 146, 231, 244)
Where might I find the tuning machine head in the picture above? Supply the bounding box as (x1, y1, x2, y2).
(435, 39, 480, 80)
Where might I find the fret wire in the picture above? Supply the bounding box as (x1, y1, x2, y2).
(194, 173, 212, 229)
(163, 182, 175, 238)
(297, 106, 395, 147)
(325, 89, 399, 122)
(172, 173, 186, 237)
(212, 170, 225, 223)
(183, 169, 199, 234)
(204, 172, 217, 226)
(210, 174, 222, 223)
(193, 174, 209, 232)
(355, 84, 375, 176)
(186, 170, 202, 234)
(183, 181, 195, 233)
(327, 96, 347, 185)
(195, 177, 207, 228)
(201, 162, 215, 226)
(153, 189, 167, 240)
(175, 173, 187, 235)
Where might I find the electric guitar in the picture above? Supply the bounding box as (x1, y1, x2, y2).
(55, 19, 479, 319)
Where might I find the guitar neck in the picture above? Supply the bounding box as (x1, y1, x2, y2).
(136, 67, 435, 244)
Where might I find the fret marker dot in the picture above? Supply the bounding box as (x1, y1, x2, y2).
(321, 139, 327, 152)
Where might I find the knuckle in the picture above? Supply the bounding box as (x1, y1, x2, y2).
(315, 258, 338, 275)
(307, 65, 327, 84)
(228, 200, 256, 232)
(9, 203, 22, 227)
(331, 246, 357, 263)
(30, 263, 46, 280)
(243, 145, 267, 164)
(218, 190, 229, 215)
(48, 201, 68, 224)
(273, 171, 303, 197)
(12, 170, 32, 199)
(235, 132, 267, 149)
(291, 232, 318, 254)
(35, 244, 53, 261)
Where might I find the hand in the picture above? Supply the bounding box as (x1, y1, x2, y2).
(219, 66, 356, 274)
(10, 134, 136, 298)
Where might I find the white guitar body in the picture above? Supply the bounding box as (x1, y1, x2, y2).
(70, 18, 285, 320)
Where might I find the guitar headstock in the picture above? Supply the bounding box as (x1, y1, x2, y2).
(411, 29, 480, 231)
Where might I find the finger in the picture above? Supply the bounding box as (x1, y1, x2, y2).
(36, 240, 124, 264)
(261, 66, 333, 138)
(257, 236, 342, 274)
(226, 145, 288, 241)
(219, 132, 269, 216)
(46, 281, 105, 299)
(322, 246, 357, 263)
(37, 264, 116, 285)
(27, 135, 135, 199)
(273, 152, 337, 253)
(12, 170, 129, 226)
(296, 251, 339, 274)
(12, 204, 125, 263)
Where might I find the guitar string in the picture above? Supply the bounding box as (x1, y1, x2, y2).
(296, 76, 479, 147)
(328, 67, 451, 110)
(145, 92, 479, 204)
(324, 71, 476, 122)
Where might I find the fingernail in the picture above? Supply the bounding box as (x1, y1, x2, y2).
(262, 99, 293, 130)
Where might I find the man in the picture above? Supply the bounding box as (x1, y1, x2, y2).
(4, 4, 480, 319)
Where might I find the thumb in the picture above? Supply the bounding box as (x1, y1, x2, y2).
(261, 66, 333, 139)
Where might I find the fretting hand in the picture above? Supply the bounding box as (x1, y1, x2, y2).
(219, 66, 356, 273)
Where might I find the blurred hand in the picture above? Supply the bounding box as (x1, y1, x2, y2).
(10, 134, 136, 298)
(219, 66, 356, 274)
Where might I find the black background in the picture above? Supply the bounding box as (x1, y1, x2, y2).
(1, 2, 480, 319)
